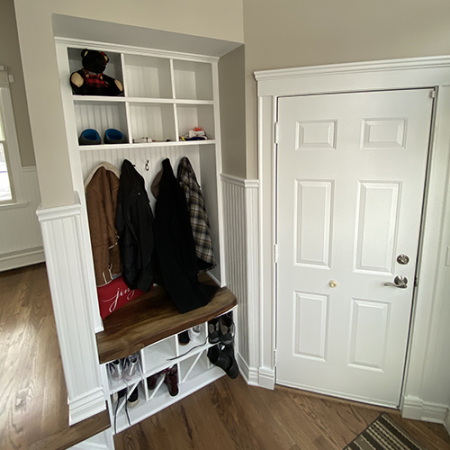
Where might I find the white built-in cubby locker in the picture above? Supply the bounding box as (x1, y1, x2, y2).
(100, 310, 235, 433)
(55, 39, 230, 433)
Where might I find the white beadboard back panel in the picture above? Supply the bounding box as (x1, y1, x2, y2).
(123, 54, 172, 99)
(80, 145, 222, 283)
(80, 146, 200, 210)
(74, 102, 128, 142)
(222, 176, 249, 363)
(0, 167, 44, 262)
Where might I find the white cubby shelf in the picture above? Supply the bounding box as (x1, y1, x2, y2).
(57, 37, 233, 435)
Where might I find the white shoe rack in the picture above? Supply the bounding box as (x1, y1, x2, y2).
(102, 308, 235, 434)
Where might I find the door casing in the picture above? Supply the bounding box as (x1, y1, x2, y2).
(255, 56, 450, 420)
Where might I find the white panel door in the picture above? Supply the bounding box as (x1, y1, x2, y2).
(276, 89, 433, 407)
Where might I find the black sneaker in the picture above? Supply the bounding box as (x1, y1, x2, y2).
(219, 312, 235, 345)
(127, 386, 139, 407)
(178, 331, 190, 346)
(208, 318, 220, 344)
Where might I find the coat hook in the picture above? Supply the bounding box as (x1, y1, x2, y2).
(145, 160, 150, 171)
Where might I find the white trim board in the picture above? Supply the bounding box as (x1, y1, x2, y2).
(0, 248, 45, 272)
(55, 37, 219, 64)
(402, 396, 450, 424)
(445, 409, 450, 434)
(256, 56, 450, 420)
(221, 174, 260, 388)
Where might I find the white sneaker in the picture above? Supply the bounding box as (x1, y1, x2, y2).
(108, 360, 122, 381)
(123, 354, 139, 381)
(188, 325, 202, 341)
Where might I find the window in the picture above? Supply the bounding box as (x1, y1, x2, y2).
(0, 67, 24, 206)
(0, 107, 13, 201)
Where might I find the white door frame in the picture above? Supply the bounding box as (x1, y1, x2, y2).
(255, 56, 450, 422)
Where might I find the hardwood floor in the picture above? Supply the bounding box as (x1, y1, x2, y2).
(0, 263, 109, 450)
(1, 263, 449, 450)
(114, 376, 450, 450)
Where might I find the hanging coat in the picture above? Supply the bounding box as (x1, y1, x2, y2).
(177, 156, 216, 271)
(115, 159, 155, 292)
(85, 162, 121, 287)
(154, 158, 218, 313)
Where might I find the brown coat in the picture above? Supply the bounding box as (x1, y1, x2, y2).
(85, 162, 121, 286)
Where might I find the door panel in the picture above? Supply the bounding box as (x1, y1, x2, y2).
(276, 89, 433, 406)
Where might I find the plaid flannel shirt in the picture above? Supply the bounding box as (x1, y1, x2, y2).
(177, 157, 216, 268)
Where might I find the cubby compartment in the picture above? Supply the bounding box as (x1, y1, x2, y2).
(67, 47, 123, 95)
(176, 104, 215, 140)
(112, 381, 146, 433)
(173, 60, 213, 101)
(176, 323, 207, 358)
(179, 350, 210, 384)
(106, 355, 142, 394)
(123, 55, 172, 99)
(74, 101, 129, 145)
(141, 336, 177, 375)
(144, 368, 169, 400)
(128, 103, 176, 143)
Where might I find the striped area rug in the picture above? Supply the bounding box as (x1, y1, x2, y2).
(344, 414, 427, 450)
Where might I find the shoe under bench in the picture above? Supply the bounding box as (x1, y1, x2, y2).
(96, 273, 237, 434)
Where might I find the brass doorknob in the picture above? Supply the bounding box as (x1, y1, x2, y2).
(329, 280, 337, 288)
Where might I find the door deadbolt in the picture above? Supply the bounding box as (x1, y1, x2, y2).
(397, 254, 410, 265)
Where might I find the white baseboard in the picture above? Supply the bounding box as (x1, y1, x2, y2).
(402, 395, 449, 423)
(70, 443, 108, 450)
(444, 408, 450, 434)
(236, 351, 259, 386)
(69, 388, 107, 426)
(0, 247, 45, 271)
(258, 367, 275, 390)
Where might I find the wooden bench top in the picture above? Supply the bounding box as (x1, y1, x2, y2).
(96, 273, 236, 364)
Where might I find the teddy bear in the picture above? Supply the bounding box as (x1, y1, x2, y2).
(70, 49, 124, 96)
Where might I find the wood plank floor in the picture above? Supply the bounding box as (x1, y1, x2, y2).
(0, 263, 109, 450)
(114, 376, 450, 450)
(1, 263, 449, 450)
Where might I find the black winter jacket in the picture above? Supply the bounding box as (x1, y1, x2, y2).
(154, 158, 218, 313)
(115, 159, 154, 292)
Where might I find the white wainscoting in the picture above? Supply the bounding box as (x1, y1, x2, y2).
(37, 196, 106, 425)
(221, 174, 260, 386)
(0, 166, 44, 271)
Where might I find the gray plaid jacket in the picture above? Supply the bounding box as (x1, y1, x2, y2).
(177, 157, 216, 269)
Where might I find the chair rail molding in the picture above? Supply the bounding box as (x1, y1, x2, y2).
(37, 194, 106, 425)
(221, 174, 261, 386)
(256, 56, 450, 418)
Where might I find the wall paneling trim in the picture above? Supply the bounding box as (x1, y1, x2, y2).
(37, 196, 106, 425)
(221, 174, 261, 386)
